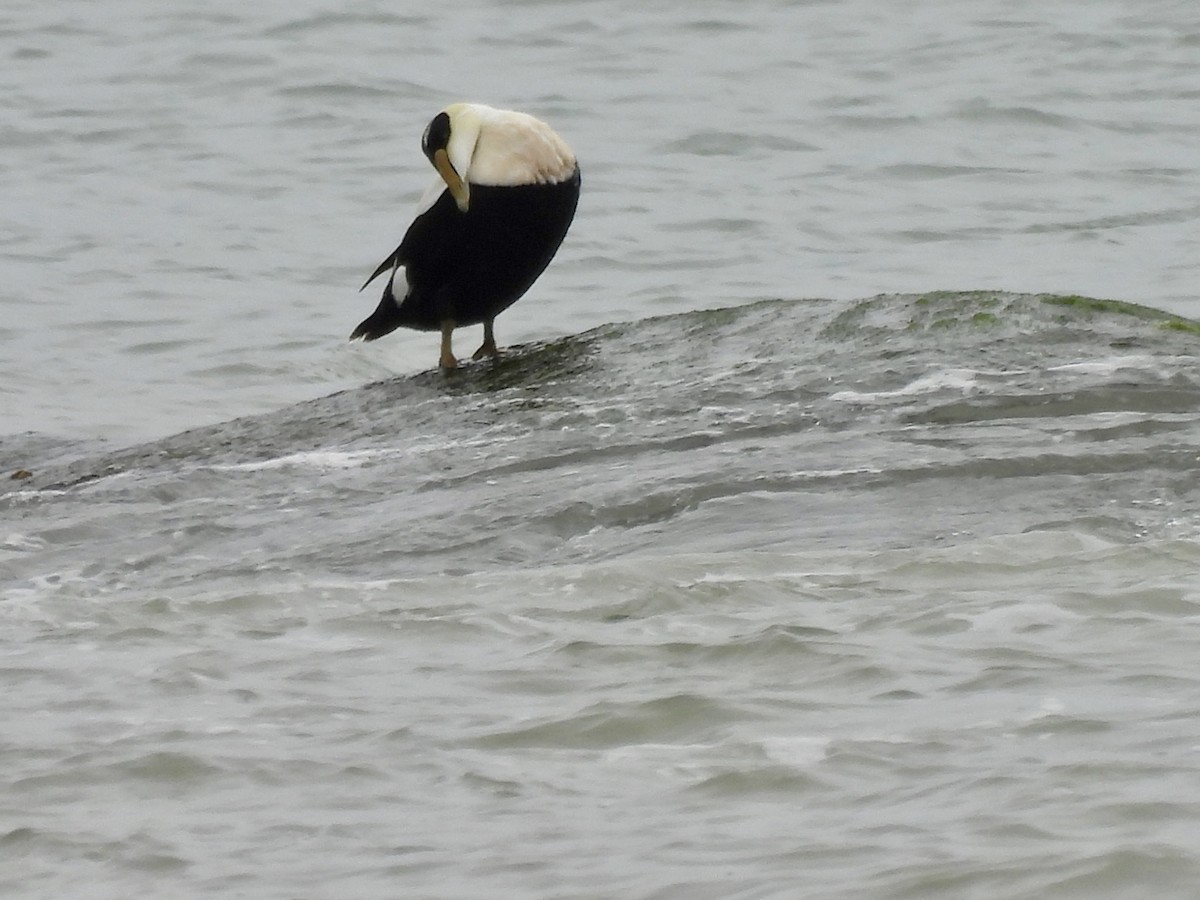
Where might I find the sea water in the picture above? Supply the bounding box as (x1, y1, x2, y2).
(4, 3, 1200, 898)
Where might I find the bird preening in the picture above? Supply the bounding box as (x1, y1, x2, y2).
(351, 103, 581, 369)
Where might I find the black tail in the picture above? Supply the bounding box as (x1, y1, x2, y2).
(359, 244, 402, 293)
(349, 281, 405, 342)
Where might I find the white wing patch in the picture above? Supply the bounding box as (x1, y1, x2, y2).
(389, 265, 410, 306)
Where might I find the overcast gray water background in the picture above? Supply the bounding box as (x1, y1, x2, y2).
(5, 2, 1200, 898)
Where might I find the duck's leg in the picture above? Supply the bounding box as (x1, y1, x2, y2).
(439, 320, 458, 369)
(471, 318, 500, 361)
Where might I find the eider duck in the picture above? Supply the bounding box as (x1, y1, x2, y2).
(350, 103, 581, 369)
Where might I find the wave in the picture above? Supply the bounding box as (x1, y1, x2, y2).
(6, 292, 1200, 586)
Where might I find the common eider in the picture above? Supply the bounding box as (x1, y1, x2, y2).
(350, 103, 581, 369)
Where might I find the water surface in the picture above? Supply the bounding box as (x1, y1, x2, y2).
(4, 2, 1200, 897)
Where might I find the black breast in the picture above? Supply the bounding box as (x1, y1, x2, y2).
(397, 168, 581, 330)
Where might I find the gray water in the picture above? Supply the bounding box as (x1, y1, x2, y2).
(5, 2, 1200, 898)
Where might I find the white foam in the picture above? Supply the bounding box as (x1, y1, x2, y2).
(3, 533, 48, 552)
(954, 602, 1084, 634)
(759, 735, 832, 767)
(1046, 354, 1157, 376)
(831, 367, 980, 404)
(210, 449, 404, 472)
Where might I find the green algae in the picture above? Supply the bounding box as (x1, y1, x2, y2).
(1040, 294, 1200, 334)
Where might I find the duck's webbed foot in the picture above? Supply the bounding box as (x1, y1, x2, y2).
(471, 319, 501, 361)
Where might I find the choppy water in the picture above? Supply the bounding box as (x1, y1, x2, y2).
(5, 1, 1200, 898)
(8, 293, 1200, 898)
